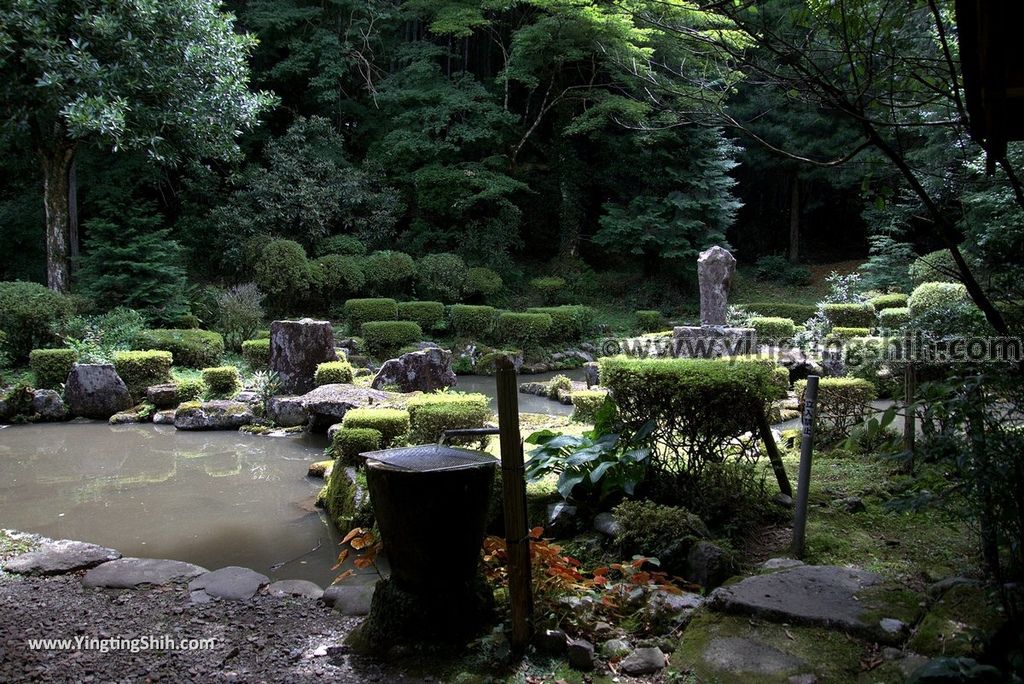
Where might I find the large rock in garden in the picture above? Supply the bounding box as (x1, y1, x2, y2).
(174, 400, 254, 431)
(686, 540, 736, 589)
(83, 558, 207, 588)
(672, 325, 755, 359)
(64, 363, 133, 419)
(189, 566, 269, 601)
(270, 319, 338, 395)
(31, 389, 68, 421)
(268, 395, 307, 427)
(266, 579, 324, 600)
(4, 539, 121, 576)
(146, 383, 179, 409)
(298, 384, 390, 432)
(697, 245, 736, 326)
(370, 347, 456, 393)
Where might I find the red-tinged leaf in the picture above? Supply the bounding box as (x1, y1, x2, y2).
(594, 566, 609, 576)
(341, 528, 364, 544)
(353, 557, 374, 569)
(530, 526, 544, 539)
(331, 569, 354, 583)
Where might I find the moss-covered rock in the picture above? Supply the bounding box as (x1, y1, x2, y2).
(322, 465, 374, 534)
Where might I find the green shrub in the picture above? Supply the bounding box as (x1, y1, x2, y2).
(714, 354, 790, 399)
(547, 374, 573, 400)
(253, 239, 310, 304)
(416, 253, 468, 301)
(343, 298, 398, 329)
(201, 366, 242, 399)
(530, 276, 566, 303)
(113, 350, 173, 399)
(397, 301, 445, 331)
(878, 307, 911, 331)
(749, 317, 796, 340)
(133, 329, 224, 368)
(29, 349, 77, 389)
(754, 255, 812, 286)
(822, 302, 876, 328)
(869, 293, 909, 311)
(313, 254, 366, 299)
(463, 267, 503, 302)
(570, 390, 608, 423)
(407, 393, 490, 446)
(0, 281, 74, 362)
(214, 283, 264, 352)
(474, 349, 520, 375)
(908, 281, 970, 317)
(828, 326, 871, 340)
(741, 302, 816, 323)
(342, 408, 410, 448)
(175, 377, 206, 403)
(525, 305, 593, 342)
(450, 304, 496, 339)
(795, 377, 877, 443)
(363, 250, 415, 296)
(316, 234, 366, 257)
(329, 427, 383, 465)
(909, 249, 959, 285)
(611, 500, 709, 576)
(497, 312, 553, 347)
(315, 360, 354, 386)
(241, 338, 270, 369)
(634, 310, 665, 333)
(361, 321, 422, 357)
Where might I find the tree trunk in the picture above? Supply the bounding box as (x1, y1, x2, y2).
(788, 174, 800, 263)
(39, 144, 76, 293)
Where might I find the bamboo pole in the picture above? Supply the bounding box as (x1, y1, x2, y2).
(757, 408, 793, 498)
(904, 362, 916, 474)
(495, 355, 533, 652)
(792, 375, 819, 558)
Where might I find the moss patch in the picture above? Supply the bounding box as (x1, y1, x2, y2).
(907, 584, 1007, 658)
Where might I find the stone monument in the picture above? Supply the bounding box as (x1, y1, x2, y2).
(672, 246, 754, 358)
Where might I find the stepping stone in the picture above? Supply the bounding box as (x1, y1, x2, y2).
(188, 566, 269, 601)
(266, 579, 323, 600)
(704, 636, 806, 675)
(82, 558, 207, 588)
(322, 581, 375, 615)
(620, 646, 666, 675)
(3, 539, 120, 576)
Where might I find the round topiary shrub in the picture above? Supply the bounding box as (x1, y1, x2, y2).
(113, 350, 174, 399)
(748, 317, 796, 341)
(316, 234, 367, 257)
(909, 249, 960, 285)
(530, 276, 566, 304)
(397, 301, 445, 332)
(343, 298, 398, 330)
(241, 338, 271, 369)
(363, 250, 415, 296)
(406, 392, 490, 446)
(463, 267, 503, 302)
(315, 360, 354, 386)
(908, 281, 970, 317)
(313, 254, 366, 299)
(822, 303, 876, 328)
(175, 377, 206, 403)
(878, 307, 911, 331)
(133, 329, 224, 368)
(496, 312, 553, 347)
(29, 348, 78, 389)
(634, 310, 664, 333)
(869, 293, 909, 311)
(0, 281, 74, 362)
(547, 374, 573, 399)
(342, 408, 410, 448)
(329, 426, 383, 465)
(361, 321, 422, 358)
(253, 239, 310, 303)
(570, 390, 608, 423)
(450, 304, 496, 339)
(416, 253, 468, 302)
(525, 305, 593, 342)
(201, 366, 242, 399)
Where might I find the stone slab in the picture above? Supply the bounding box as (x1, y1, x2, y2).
(188, 566, 269, 601)
(3, 539, 121, 576)
(82, 557, 207, 588)
(266, 579, 323, 600)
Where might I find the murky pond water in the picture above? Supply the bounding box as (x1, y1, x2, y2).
(455, 368, 587, 416)
(0, 422, 349, 586)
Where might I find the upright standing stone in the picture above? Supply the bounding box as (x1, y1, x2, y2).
(64, 363, 133, 419)
(270, 319, 338, 395)
(697, 246, 737, 326)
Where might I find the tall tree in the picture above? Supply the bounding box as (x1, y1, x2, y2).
(0, 0, 274, 291)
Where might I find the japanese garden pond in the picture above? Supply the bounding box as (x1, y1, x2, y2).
(455, 367, 586, 416)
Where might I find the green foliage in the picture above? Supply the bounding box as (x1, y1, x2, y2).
(397, 301, 445, 332)
(859, 236, 914, 293)
(822, 303, 876, 329)
(634, 310, 665, 333)
(525, 305, 593, 342)
(249, 369, 280, 418)
(174, 377, 206, 403)
(547, 374, 573, 400)
(416, 253, 468, 301)
(529, 277, 566, 304)
(113, 350, 173, 399)
(343, 298, 399, 330)
(754, 255, 812, 285)
(496, 312, 552, 347)
(313, 254, 365, 301)
(133, 329, 224, 368)
(0, 281, 74, 362)
(908, 282, 970, 317)
(611, 500, 708, 574)
(241, 338, 270, 370)
(253, 239, 310, 307)
(317, 234, 367, 257)
(741, 302, 816, 323)
(870, 293, 909, 311)
(363, 251, 415, 297)
(360, 321, 422, 357)
(910, 250, 960, 286)
(29, 348, 77, 389)
(314, 360, 354, 386)
(828, 327, 871, 340)
(796, 377, 877, 444)
(215, 283, 264, 352)
(75, 207, 188, 323)
(330, 427, 383, 466)
(407, 393, 490, 446)
(570, 390, 609, 424)
(878, 307, 911, 331)
(463, 267, 503, 303)
(201, 366, 242, 399)
(450, 304, 496, 339)
(749, 317, 796, 340)
(713, 354, 790, 399)
(342, 408, 410, 448)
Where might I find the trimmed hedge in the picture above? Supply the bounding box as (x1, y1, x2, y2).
(29, 348, 77, 389)
(313, 254, 366, 298)
(634, 310, 665, 333)
(878, 307, 911, 330)
(828, 326, 871, 340)
(133, 329, 224, 368)
(241, 338, 270, 369)
(450, 304, 496, 339)
(397, 301, 445, 331)
(525, 305, 593, 342)
(570, 390, 608, 423)
(0, 281, 74, 362)
(342, 408, 410, 448)
(869, 293, 909, 311)
(407, 392, 490, 446)
(202, 366, 242, 399)
(316, 234, 366, 257)
(822, 303, 876, 328)
(796, 377, 877, 443)
(175, 377, 206, 403)
(343, 298, 398, 329)
(363, 250, 415, 296)
(530, 276, 566, 303)
(315, 360, 354, 385)
(740, 302, 816, 323)
(361, 321, 422, 357)
(496, 312, 552, 347)
(329, 427, 383, 465)
(714, 354, 790, 399)
(908, 281, 970, 317)
(748, 317, 796, 340)
(113, 350, 173, 399)
(464, 267, 503, 301)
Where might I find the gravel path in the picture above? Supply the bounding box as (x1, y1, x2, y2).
(0, 574, 430, 683)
